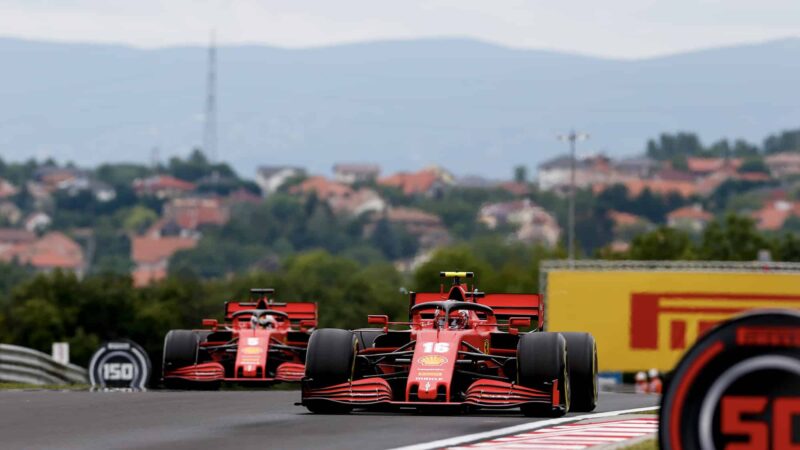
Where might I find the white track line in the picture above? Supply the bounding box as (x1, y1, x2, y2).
(388, 407, 660, 450)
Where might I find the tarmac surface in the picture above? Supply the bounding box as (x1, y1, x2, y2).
(0, 390, 658, 450)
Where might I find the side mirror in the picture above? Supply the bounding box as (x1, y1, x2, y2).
(300, 320, 316, 331)
(509, 317, 532, 328)
(202, 319, 218, 330)
(368, 315, 389, 332)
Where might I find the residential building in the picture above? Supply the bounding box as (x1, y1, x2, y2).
(327, 188, 386, 217)
(0, 231, 85, 277)
(686, 157, 742, 176)
(478, 199, 561, 247)
(333, 164, 380, 185)
(162, 197, 230, 231)
(751, 200, 800, 231)
(132, 175, 196, 199)
(131, 236, 198, 286)
(291, 176, 353, 199)
(378, 167, 454, 197)
(255, 166, 306, 196)
(0, 178, 19, 199)
(23, 211, 52, 233)
(0, 202, 22, 225)
(765, 153, 800, 178)
(537, 154, 613, 193)
(667, 204, 714, 232)
(612, 157, 658, 179)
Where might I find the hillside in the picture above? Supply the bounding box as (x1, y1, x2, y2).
(1, 37, 799, 176)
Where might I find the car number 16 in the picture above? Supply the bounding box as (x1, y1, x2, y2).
(422, 342, 450, 353)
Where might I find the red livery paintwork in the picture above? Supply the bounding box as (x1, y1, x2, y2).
(301, 272, 562, 413)
(162, 288, 316, 386)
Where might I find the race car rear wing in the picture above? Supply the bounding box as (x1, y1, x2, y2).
(410, 292, 543, 331)
(224, 301, 318, 328)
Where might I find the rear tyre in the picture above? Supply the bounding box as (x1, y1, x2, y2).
(561, 332, 598, 412)
(517, 332, 570, 417)
(162, 330, 199, 389)
(304, 328, 356, 414)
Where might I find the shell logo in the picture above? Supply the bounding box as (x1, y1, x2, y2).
(242, 347, 262, 355)
(418, 355, 448, 366)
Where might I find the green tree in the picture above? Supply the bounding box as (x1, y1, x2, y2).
(698, 214, 769, 261)
(627, 226, 695, 260)
(513, 165, 528, 183)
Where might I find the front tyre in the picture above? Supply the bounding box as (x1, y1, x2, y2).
(561, 332, 598, 412)
(517, 332, 570, 417)
(304, 328, 357, 414)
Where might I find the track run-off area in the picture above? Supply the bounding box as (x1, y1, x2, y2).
(0, 390, 658, 450)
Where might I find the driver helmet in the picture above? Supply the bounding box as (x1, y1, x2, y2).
(252, 314, 277, 329)
(449, 310, 470, 329)
(434, 310, 447, 329)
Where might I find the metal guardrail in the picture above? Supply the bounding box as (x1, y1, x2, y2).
(0, 344, 88, 385)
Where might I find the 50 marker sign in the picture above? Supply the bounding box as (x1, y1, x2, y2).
(660, 310, 800, 450)
(88, 340, 151, 390)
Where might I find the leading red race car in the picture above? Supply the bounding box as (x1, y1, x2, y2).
(301, 272, 597, 416)
(162, 288, 317, 388)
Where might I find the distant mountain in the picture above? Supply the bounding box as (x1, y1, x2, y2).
(1, 37, 799, 178)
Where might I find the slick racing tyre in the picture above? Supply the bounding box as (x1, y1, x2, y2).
(517, 332, 570, 417)
(163, 330, 199, 373)
(561, 332, 598, 412)
(304, 328, 357, 414)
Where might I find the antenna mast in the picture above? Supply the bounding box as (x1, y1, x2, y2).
(203, 31, 218, 163)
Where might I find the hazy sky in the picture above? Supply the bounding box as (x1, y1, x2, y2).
(1, 0, 799, 58)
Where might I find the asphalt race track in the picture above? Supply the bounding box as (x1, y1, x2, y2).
(0, 390, 658, 450)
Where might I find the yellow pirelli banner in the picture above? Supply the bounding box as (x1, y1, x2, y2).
(543, 262, 800, 372)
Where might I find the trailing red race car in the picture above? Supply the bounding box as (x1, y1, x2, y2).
(162, 288, 317, 388)
(301, 272, 597, 416)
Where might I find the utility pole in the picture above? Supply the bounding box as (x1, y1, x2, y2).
(203, 31, 217, 163)
(557, 130, 589, 264)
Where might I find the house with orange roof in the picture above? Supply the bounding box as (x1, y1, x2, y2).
(163, 197, 230, 231)
(133, 175, 196, 199)
(291, 176, 353, 199)
(667, 204, 714, 232)
(686, 157, 742, 175)
(0, 231, 86, 277)
(751, 200, 800, 231)
(378, 167, 454, 197)
(131, 235, 198, 286)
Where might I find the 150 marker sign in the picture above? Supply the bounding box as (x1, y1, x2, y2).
(88, 340, 151, 389)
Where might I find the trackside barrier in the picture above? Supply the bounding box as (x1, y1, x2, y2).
(0, 344, 88, 385)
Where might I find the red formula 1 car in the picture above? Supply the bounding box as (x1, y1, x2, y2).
(301, 272, 597, 416)
(162, 288, 317, 388)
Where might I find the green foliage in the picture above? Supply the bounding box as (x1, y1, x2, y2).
(646, 132, 703, 160)
(167, 148, 236, 182)
(738, 157, 769, 174)
(627, 226, 695, 260)
(514, 165, 528, 183)
(763, 128, 800, 154)
(698, 214, 769, 261)
(413, 238, 560, 294)
(646, 132, 760, 160)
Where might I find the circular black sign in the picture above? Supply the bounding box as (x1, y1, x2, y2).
(88, 340, 151, 389)
(660, 309, 800, 450)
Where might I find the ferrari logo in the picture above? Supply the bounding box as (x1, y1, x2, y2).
(484, 340, 490, 354)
